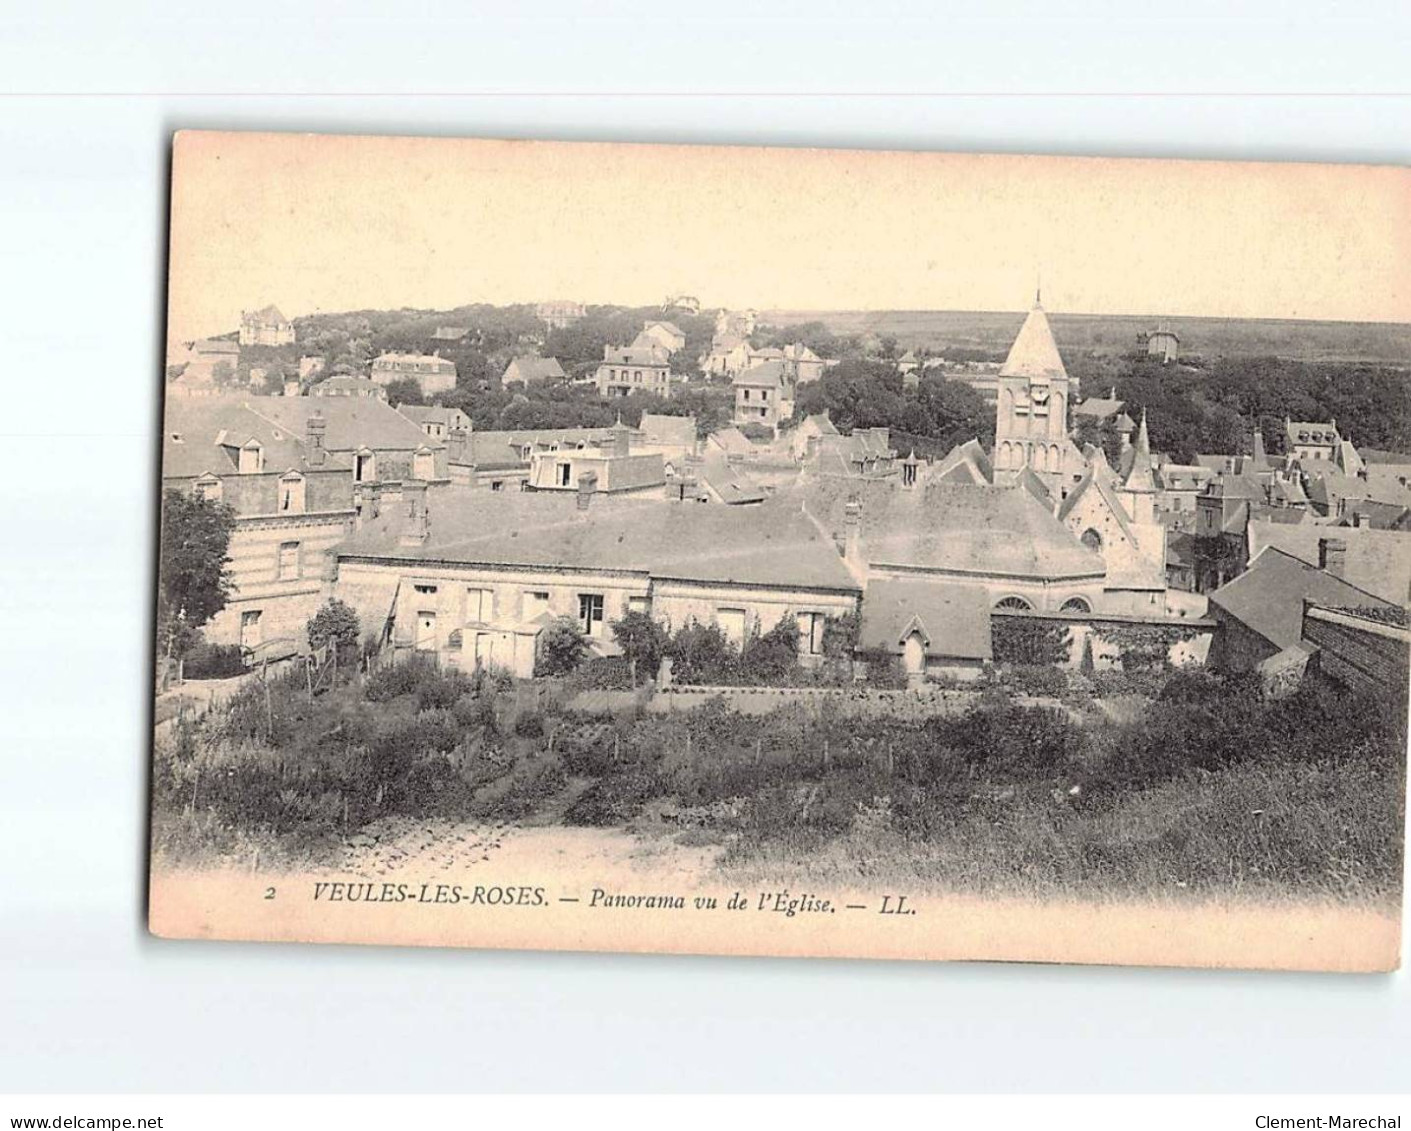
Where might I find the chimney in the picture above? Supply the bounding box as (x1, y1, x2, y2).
(400, 481, 429, 546)
(577, 471, 598, 511)
(447, 426, 468, 465)
(1318, 536, 1347, 578)
(306, 412, 327, 467)
(842, 498, 863, 573)
(1351, 511, 1367, 529)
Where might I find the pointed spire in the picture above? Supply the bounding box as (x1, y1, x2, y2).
(1035, 272, 1042, 308)
(1123, 410, 1155, 494)
(1253, 427, 1267, 465)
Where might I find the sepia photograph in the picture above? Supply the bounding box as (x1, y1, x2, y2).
(148, 131, 1410, 972)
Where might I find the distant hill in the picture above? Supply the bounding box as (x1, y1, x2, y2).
(757, 309, 1411, 365)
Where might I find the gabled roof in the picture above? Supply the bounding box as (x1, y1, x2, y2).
(1072, 396, 1124, 420)
(459, 427, 611, 470)
(799, 478, 1104, 581)
(1303, 467, 1368, 510)
(1358, 448, 1411, 467)
(708, 427, 757, 457)
(1210, 547, 1394, 651)
(241, 395, 438, 453)
(603, 344, 669, 367)
(312, 375, 383, 394)
(733, 360, 791, 388)
(801, 413, 840, 436)
(395, 404, 464, 427)
(697, 453, 766, 505)
(162, 398, 351, 479)
(1245, 520, 1411, 605)
(339, 493, 859, 592)
(1057, 459, 1136, 543)
(502, 356, 567, 382)
(192, 338, 241, 356)
(1013, 465, 1054, 508)
(999, 303, 1066, 382)
(932, 438, 994, 485)
(859, 579, 993, 661)
(643, 320, 684, 338)
(1286, 420, 1340, 447)
(244, 305, 287, 325)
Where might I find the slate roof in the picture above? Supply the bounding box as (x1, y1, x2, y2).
(697, 454, 766, 505)
(1154, 464, 1214, 492)
(799, 478, 1105, 581)
(311, 375, 385, 396)
(733, 360, 791, 389)
(859, 579, 993, 661)
(339, 493, 859, 592)
(999, 303, 1067, 382)
(502, 356, 567, 383)
(801, 413, 840, 437)
(1072, 396, 1125, 420)
(162, 398, 351, 479)
(1358, 448, 1411, 466)
(1245, 520, 1411, 605)
(244, 305, 288, 325)
(708, 427, 757, 458)
(1210, 547, 1394, 651)
(192, 338, 240, 356)
(932, 438, 994, 485)
(1303, 468, 1368, 511)
(459, 427, 611, 470)
(1286, 420, 1340, 448)
(241, 395, 438, 453)
(603, 344, 669, 368)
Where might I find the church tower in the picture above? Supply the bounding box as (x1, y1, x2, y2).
(992, 291, 1076, 487)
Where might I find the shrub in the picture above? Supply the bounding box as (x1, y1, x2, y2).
(364, 653, 442, 702)
(1004, 664, 1069, 698)
(858, 651, 907, 689)
(666, 620, 735, 685)
(306, 598, 360, 666)
(738, 615, 800, 684)
(536, 616, 587, 677)
(610, 610, 668, 682)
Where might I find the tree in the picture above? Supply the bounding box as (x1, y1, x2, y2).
(158, 489, 236, 656)
(383, 376, 423, 407)
(536, 616, 588, 676)
(306, 598, 361, 665)
(739, 615, 799, 683)
(610, 610, 669, 683)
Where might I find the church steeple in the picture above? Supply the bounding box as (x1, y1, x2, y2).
(1120, 410, 1157, 523)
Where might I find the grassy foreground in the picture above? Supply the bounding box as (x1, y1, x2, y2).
(151, 659, 1407, 904)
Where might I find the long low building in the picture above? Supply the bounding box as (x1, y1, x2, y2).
(334, 492, 861, 676)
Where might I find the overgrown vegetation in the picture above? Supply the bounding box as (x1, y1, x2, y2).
(153, 657, 1406, 903)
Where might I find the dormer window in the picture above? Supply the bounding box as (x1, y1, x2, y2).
(412, 447, 435, 481)
(279, 471, 306, 513)
(354, 448, 376, 483)
(238, 441, 264, 474)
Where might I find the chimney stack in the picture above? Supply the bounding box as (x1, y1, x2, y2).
(842, 498, 864, 576)
(447, 426, 468, 465)
(1318, 536, 1347, 578)
(400, 481, 429, 545)
(577, 471, 598, 511)
(306, 412, 327, 467)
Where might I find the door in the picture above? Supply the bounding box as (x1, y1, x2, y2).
(240, 610, 262, 651)
(415, 610, 437, 651)
(902, 631, 925, 677)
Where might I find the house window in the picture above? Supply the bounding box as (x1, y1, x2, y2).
(994, 596, 1032, 611)
(277, 541, 300, 581)
(1059, 597, 1092, 614)
(761, 389, 769, 401)
(491, 480, 504, 492)
(557, 462, 572, 487)
(194, 477, 222, 503)
(578, 593, 605, 637)
(523, 590, 550, 620)
(717, 607, 747, 647)
(465, 588, 492, 624)
(1081, 528, 1103, 553)
(238, 443, 263, 474)
(799, 612, 826, 655)
(279, 473, 305, 513)
(355, 450, 376, 482)
(413, 584, 438, 595)
(413, 449, 435, 480)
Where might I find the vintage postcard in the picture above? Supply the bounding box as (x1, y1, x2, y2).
(150, 131, 1410, 971)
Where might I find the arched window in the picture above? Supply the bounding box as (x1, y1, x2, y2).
(1081, 528, 1103, 553)
(994, 596, 1032, 611)
(1059, 597, 1092, 614)
(1050, 443, 1061, 469)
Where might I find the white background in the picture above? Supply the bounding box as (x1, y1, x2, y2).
(1, 1, 1409, 1094)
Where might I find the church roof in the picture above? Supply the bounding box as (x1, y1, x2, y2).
(999, 303, 1067, 382)
(1122, 411, 1157, 493)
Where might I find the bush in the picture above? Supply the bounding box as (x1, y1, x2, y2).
(1004, 664, 1069, 698)
(306, 598, 360, 665)
(364, 653, 442, 702)
(666, 620, 735, 685)
(536, 616, 587, 677)
(738, 615, 799, 685)
(183, 641, 248, 680)
(610, 610, 668, 682)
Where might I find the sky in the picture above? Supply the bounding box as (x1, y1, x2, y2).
(167, 131, 1411, 346)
